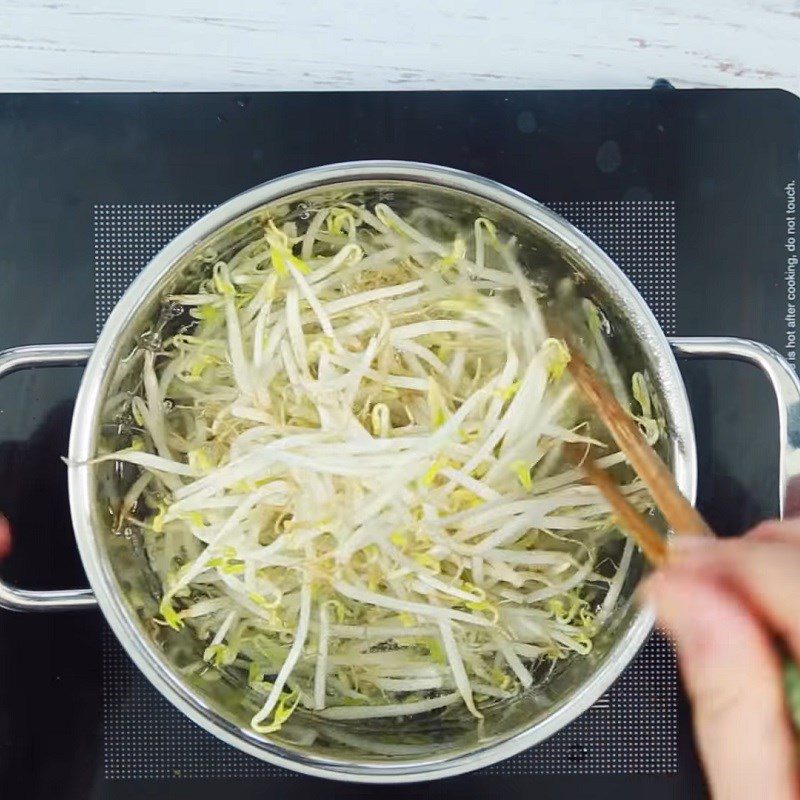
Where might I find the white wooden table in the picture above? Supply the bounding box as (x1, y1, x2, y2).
(0, 0, 798, 95)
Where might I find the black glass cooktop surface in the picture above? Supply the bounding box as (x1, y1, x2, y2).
(0, 87, 798, 800)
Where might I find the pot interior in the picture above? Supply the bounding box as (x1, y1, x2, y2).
(79, 172, 692, 777)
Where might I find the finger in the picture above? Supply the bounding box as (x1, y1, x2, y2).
(748, 518, 800, 547)
(671, 535, 800, 661)
(641, 569, 800, 800)
(0, 513, 10, 559)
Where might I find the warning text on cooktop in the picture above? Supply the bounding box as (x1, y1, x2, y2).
(785, 180, 797, 364)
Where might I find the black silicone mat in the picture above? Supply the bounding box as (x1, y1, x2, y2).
(94, 199, 678, 779)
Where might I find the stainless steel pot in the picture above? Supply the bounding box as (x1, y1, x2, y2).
(1, 161, 799, 783)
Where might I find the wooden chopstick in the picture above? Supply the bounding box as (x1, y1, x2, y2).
(564, 444, 668, 567)
(566, 345, 714, 539)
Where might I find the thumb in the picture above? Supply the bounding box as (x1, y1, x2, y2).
(640, 568, 799, 800)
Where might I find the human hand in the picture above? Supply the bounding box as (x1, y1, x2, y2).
(641, 522, 800, 800)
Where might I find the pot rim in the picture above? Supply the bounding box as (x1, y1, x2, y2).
(68, 160, 697, 783)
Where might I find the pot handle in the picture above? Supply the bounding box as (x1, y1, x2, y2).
(669, 336, 800, 520)
(0, 343, 98, 611)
